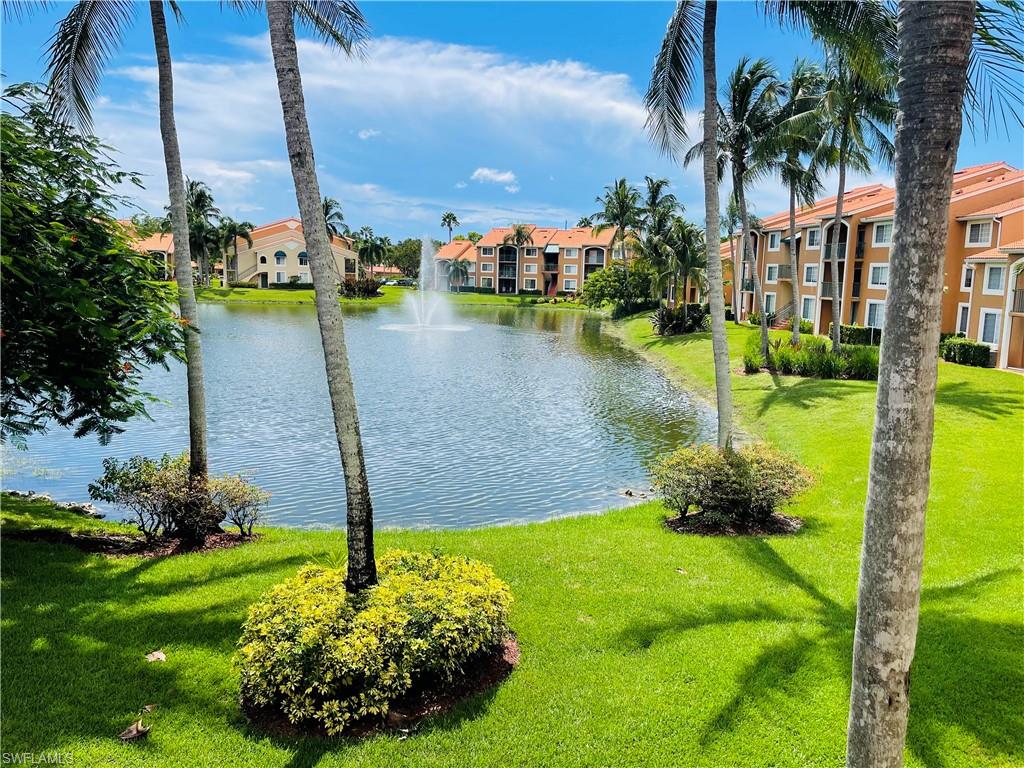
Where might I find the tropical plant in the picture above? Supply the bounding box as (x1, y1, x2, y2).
(323, 196, 348, 238)
(669, 217, 707, 315)
(440, 210, 459, 242)
(502, 222, 534, 248)
(162, 178, 221, 286)
(264, 0, 376, 592)
(591, 178, 642, 278)
(356, 228, 390, 279)
(576, 216, 593, 228)
(447, 256, 470, 292)
(44, 0, 209, 491)
(721, 194, 743, 324)
(218, 217, 255, 284)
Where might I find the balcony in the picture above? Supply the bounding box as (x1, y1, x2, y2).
(543, 262, 559, 272)
(856, 241, 865, 259)
(823, 242, 848, 260)
(585, 254, 604, 266)
(742, 278, 754, 292)
(498, 267, 517, 278)
(852, 281, 862, 298)
(776, 264, 793, 280)
(820, 281, 840, 298)
(1013, 288, 1024, 314)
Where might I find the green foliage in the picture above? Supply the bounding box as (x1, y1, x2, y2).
(744, 333, 879, 380)
(237, 550, 512, 734)
(649, 304, 709, 336)
(389, 238, 423, 278)
(829, 323, 884, 346)
(940, 336, 993, 367)
(1, 84, 184, 444)
(652, 443, 812, 526)
(791, 317, 813, 334)
(268, 281, 314, 290)
(210, 474, 270, 537)
(338, 277, 383, 299)
(579, 263, 659, 318)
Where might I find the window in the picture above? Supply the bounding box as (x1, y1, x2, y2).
(467, 263, 475, 273)
(984, 264, 1005, 295)
(524, 278, 537, 290)
(298, 251, 309, 266)
(481, 247, 494, 256)
(869, 263, 889, 288)
(564, 248, 579, 259)
(801, 296, 815, 322)
(767, 232, 781, 251)
(563, 278, 578, 291)
(979, 309, 1001, 345)
(480, 277, 493, 288)
(525, 248, 538, 257)
(866, 300, 886, 329)
(766, 264, 779, 283)
(806, 228, 821, 248)
(873, 222, 893, 247)
(957, 303, 970, 334)
(524, 263, 537, 274)
(466, 276, 476, 287)
(275, 271, 287, 284)
(298, 271, 310, 283)
(259, 255, 267, 264)
(274, 250, 286, 266)
(764, 293, 776, 315)
(564, 264, 578, 275)
(966, 221, 992, 247)
(961, 265, 974, 291)
(480, 262, 494, 273)
(803, 264, 819, 285)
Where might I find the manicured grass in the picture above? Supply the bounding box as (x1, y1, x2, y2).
(1, 322, 1021, 767)
(194, 285, 407, 305)
(443, 291, 590, 310)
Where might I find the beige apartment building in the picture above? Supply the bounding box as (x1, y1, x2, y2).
(729, 161, 1024, 370)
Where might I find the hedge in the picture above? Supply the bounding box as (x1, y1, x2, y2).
(268, 282, 314, 290)
(940, 335, 992, 367)
(829, 323, 883, 346)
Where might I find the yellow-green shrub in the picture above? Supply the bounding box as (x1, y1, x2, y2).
(237, 550, 513, 734)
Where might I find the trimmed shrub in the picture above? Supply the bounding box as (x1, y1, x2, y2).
(228, 281, 255, 288)
(210, 475, 270, 536)
(237, 550, 513, 734)
(791, 317, 813, 334)
(269, 281, 314, 290)
(940, 336, 992, 367)
(652, 443, 812, 526)
(830, 323, 883, 346)
(339, 277, 382, 299)
(846, 345, 880, 380)
(748, 332, 879, 381)
(518, 289, 542, 296)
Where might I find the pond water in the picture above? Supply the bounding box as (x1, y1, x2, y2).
(4, 297, 716, 529)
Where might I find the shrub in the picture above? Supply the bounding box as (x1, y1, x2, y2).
(228, 281, 255, 288)
(237, 550, 513, 734)
(790, 317, 813, 334)
(269, 281, 314, 290)
(518, 289, 542, 296)
(773, 343, 797, 374)
(339, 277, 382, 299)
(210, 475, 270, 536)
(830, 323, 883, 346)
(743, 333, 765, 373)
(846, 345, 880, 380)
(748, 311, 776, 327)
(752, 333, 878, 381)
(651, 443, 811, 526)
(940, 336, 992, 367)
(649, 303, 709, 336)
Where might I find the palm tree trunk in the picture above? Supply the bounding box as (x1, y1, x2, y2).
(736, 174, 769, 359)
(829, 136, 848, 353)
(846, 4, 973, 766)
(701, 1, 732, 449)
(266, 1, 377, 591)
(728, 234, 740, 324)
(789, 184, 802, 345)
(681, 268, 690, 320)
(150, 1, 207, 487)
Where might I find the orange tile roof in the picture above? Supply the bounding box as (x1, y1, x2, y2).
(957, 196, 1024, 219)
(556, 227, 616, 247)
(951, 168, 1024, 199)
(476, 225, 534, 248)
(965, 246, 1007, 262)
(132, 231, 175, 253)
(953, 161, 1017, 179)
(999, 238, 1024, 253)
(434, 239, 476, 262)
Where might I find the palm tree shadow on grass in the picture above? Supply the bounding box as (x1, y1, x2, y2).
(935, 380, 1022, 420)
(754, 375, 867, 417)
(615, 536, 1023, 766)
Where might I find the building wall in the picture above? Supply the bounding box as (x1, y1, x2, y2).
(230, 219, 357, 286)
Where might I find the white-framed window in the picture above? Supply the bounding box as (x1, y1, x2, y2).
(564, 264, 578, 275)
(767, 232, 781, 251)
(481, 247, 494, 256)
(801, 296, 815, 322)
(966, 221, 993, 248)
(957, 302, 970, 334)
(525, 247, 538, 257)
(564, 248, 580, 259)
(866, 300, 886, 329)
(274, 250, 287, 266)
(979, 308, 1001, 346)
(480, 262, 494, 273)
(467, 263, 476, 273)
(466, 276, 476, 287)
(480, 276, 493, 288)
(766, 264, 779, 283)
(872, 222, 893, 247)
(563, 278, 578, 291)
(803, 264, 819, 286)
(523, 278, 537, 290)
(868, 263, 890, 289)
(983, 264, 1005, 295)
(298, 271, 310, 283)
(806, 228, 821, 249)
(275, 271, 287, 283)
(764, 292, 776, 315)
(961, 265, 974, 291)
(523, 263, 537, 274)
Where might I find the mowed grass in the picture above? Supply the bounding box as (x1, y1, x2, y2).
(194, 284, 407, 305)
(1, 322, 1021, 767)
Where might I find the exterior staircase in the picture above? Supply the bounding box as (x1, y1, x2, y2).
(770, 301, 796, 329)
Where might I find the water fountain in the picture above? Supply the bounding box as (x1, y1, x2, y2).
(380, 238, 471, 332)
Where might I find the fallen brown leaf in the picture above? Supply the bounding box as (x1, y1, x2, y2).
(118, 720, 151, 742)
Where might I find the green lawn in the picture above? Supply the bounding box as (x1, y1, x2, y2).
(194, 285, 407, 305)
(1, 322, 1021, 767)
(443, 291, 590, 310)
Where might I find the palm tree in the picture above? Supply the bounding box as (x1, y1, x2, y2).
(440, 211, 459, 243)
(591, 179, 642, 278)
(45, 0, 210, 489)
(218, 217, 254, 285)
(576, 216, 593, 228)
(722, 194, 743, 325)
(447, 256, 470, 293)
(815, 51, 896, 353)
(502, 222, 534, 248)
(356, 230, 388, 280)
(323, 196, 347, 238)
(265, 0, 376, 592)
(670, 217, 706, 316)
(164, 178, 221, 286)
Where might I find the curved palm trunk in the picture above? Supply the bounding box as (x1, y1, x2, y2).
(150, 1, 207, 486)
(788, 184, 802, 344)
(727, 234, 740, 324)
(702, 1, 732, 449)
(266, 1, 376, 591)
(829, 137, 848, 353)
(736, 174, 769, 359)
(846, 4, 973, 766)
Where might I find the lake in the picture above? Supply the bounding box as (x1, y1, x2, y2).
(3, 297, 716, 529)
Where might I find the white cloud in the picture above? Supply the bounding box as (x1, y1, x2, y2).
(471, 167, 518, 185)
(505, 184, 521, 194)
(454, 181, 467, 189)
(357, 128, 380, 140)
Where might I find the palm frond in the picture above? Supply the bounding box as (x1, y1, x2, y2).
(644, 0, 703, 158)
(966, 0, 1024, 135)
(293, 0, 369, 56)
(3, 0, 51, 21)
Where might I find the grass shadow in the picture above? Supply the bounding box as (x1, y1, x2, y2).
(755, 375, 868, 417)
(935, 380, 1022, 420)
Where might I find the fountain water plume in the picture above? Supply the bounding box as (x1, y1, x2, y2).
(380, 238, 471, 332)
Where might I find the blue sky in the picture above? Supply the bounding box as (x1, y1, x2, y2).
(3, 2, 1021, 239)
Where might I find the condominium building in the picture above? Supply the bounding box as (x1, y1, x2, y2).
(728, 161, 1024, 370)
(434, 225, 618, 296)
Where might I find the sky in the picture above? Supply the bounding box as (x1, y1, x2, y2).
(3, 1, 1022, 240)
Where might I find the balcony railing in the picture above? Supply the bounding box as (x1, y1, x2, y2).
(856, 241, 865, 259)
(543, 262, 559, 272)
(585, 254, 604, 265)
(742, 278, 755, 292)
(820, 281, 840, 298)
(823, 242, 848, 260)
(498, 267, 517, 278)
(1013, 288, 1024, 314)
(852, 281, 862, 298)
(776, 264, 793, 280)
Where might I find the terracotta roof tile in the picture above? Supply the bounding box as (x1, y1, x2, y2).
(434, 239, 476, 262)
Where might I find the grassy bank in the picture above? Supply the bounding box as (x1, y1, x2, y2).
(194, 285, 406, 306)
(443, 291, 590, 310)
(1, 322, 1021, 767)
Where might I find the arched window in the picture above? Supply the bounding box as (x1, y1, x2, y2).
(259, 255, 267, 264)
(275, 250, 287, 265)
(298, 251, 309, 266)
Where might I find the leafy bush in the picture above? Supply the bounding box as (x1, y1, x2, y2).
(830, 323, 883, 346)
(745, 332, 879, 381)
(579, 263, 658, 318)
(743, 333, 765, 373)
(338, 277, 383, 298)
(652, 443, 812, 526)
(748, 311, 776, 327)
(846, 345, 880, 380)
(455, 285, 497, 294)
(649, 304, 709, 336)
(237, 550, 513, 734)
(518, 289, 542, 296)
(790, 317, 813, 334)
(940, 336, 992, 367)
(269, 281, 314, 290)
(210, 475, 271, 536)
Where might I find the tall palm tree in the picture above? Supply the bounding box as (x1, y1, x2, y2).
(440, 211, 459, 243)
(640, 176, 678, 238)
(502, 222, 534, 249)
(265, 0, 376, 592)
(323, 196, 347, 238)
(45, 0, 210, 488)
(722, 194, 743, 325)
(670, 217, 706, 315)
(816, 51, 896, 352)
(218, 217, 255, 285)
(164, 178, 221, 286)
(591, 179, 642, 278)
(576, 216, 593, 228)
(447, 256, 470, 293)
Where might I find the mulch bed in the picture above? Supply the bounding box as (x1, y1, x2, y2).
(243, 636, 520, 740)
(2, 528, 256, 557)
(665, 512, 803, 537)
